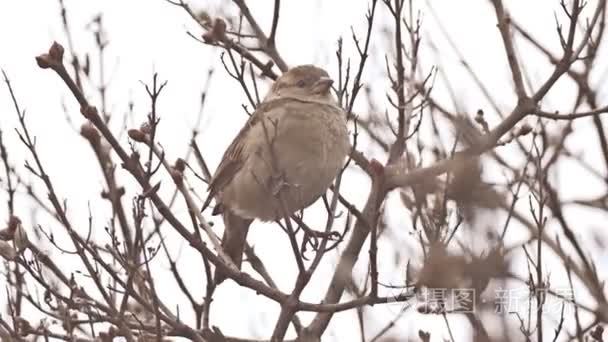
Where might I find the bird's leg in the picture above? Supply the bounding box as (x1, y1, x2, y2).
(290, 214, 339, 240)
(268, 172, 299, 197)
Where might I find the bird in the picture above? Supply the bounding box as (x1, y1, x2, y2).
(202, 65, 350, 284)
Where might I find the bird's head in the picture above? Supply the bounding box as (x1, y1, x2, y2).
(265, 65, 336, 104)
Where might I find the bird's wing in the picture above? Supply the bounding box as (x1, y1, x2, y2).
(201, 99, 286, 212)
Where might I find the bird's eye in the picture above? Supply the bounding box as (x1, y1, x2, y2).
(296, 80, 306, 88)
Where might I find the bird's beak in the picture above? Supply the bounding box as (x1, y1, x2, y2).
(312, 77, 334, 94)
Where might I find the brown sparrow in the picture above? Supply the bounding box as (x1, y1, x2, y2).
(203, 65, 350, 283)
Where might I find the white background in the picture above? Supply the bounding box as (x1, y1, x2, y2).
(1, 0, 607, 340)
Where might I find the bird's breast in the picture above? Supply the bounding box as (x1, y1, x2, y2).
(222, 101, 349, 221)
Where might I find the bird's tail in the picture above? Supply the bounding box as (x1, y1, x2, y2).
(214, 211, 253, 284)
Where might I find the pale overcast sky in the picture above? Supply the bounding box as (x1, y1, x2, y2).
(1, 0, 607, 341)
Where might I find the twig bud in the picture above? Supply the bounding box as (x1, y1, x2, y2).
(49, 42, 65, 62)
(128, 129, 147, 143)
(80, 105, 99, 120)
(174, 158, 186, 172)
(80, 123, 101, 145)
(169, 167, 183, 186)
(35, 42, 65, 69)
